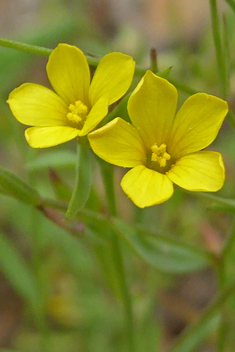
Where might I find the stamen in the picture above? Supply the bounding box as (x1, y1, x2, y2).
(151, 143, 171, 168)
(67, 100, 88, 126)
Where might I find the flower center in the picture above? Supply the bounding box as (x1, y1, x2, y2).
(151, 143, 171, 168)
(67, 100, 88, 128)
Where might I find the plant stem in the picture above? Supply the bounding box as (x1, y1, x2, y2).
(215, 219, 235, 351)
(0, 36, 215, 96)
(0, 37, 52, 56)
(150, 47, 158, 73)
(221, 217, 235, 257)
(216, 257, 227, 352)
(111, 231, 135, 351)
(169, 278, 235, 352)
(209, 0, 228, 98)
(100, 161, 135, 352)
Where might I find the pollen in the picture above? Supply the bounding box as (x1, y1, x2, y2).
(151, 143, 171, 168)
(67, 100, 88, 125)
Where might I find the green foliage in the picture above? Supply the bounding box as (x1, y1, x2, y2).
(66, 145, 92, 218)
(114, 218, 213, 274)
(0, 230, 42, 315)
(0, 167, 41, 205)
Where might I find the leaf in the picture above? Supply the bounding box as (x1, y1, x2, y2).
(0, 167, 41, 205)
(0, 230, 40, 311)
(75, 209, 213, 273)
(157, 66, 172, 78)
(66, 145, 92, 218)
(113, 218, 213, 273)
(26, 150, 76, 171)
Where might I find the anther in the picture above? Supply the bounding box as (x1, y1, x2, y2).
(151, 143, 171, 168)
(67, 100, 88, 125)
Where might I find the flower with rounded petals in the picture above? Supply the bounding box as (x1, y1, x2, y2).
(88, 70, 228, 208)
(7, 44, 135, 148)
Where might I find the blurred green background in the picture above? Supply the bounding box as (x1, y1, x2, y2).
(1, 1, 235, 351)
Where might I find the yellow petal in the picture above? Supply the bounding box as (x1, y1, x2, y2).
(25, 126, 79, 148)
(168, 93, 228, 158)
(88, 117, 146, 167)
(80, 96, 109, 136)
(7, 83, 68, 126)
(89, 52, 135, 106)
(47, 44, 90, 105)
(127, 70, 178, 148)
(167, 151, 225, 191)
(121, 165, 174, 208)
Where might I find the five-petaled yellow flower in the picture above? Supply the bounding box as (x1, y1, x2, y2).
(88, 70, 228, 208)
(7, 43, 135, 148)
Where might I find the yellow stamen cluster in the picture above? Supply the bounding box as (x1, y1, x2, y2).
(67, 100, 88, 124)
(151, 143, 171, 168)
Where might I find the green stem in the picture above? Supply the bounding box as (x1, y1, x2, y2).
(40, 197, 68, 212)
(3, 35, 234, 129)
(99, 161, 117, 216)
(111, 232, 135, 351)
(27, 207, 50, 352)
(216, 257, 227, 352)
(221, 217, 235, 257)
(100, 161, 135, 352)
(0, 36, 214, 96)
(226, 111, 235, 130)
(215, 219, 235, 351)
(209, 0, 228, 98)
(0, 36, 192, 87)
(150, 47, 158, 73)
(169, 278, 235, 352)
(0, 37, 52, 56)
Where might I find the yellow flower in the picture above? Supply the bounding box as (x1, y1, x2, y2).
(88, 70, 228, 208)
(7, 44, 135, 148)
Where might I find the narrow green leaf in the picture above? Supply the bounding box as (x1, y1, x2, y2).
(209, 0, 228, 98)
(66, 145, 92, 218)
(0, 167, 41, 205)
(156, 66, 172, 78)
(74, 209, 213, 273)
(26, 150, 76, 171)
(0, 230, 40, 310)
(113, 219, 212, 273)
(169, 280, 235, 352)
